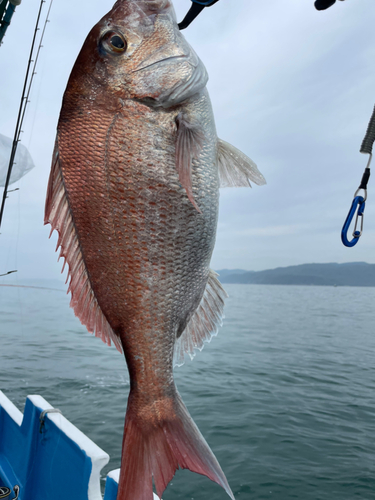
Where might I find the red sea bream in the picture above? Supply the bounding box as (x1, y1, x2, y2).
(44, 1, 265, 499)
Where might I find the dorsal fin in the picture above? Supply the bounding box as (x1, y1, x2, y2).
(174, 269, 228, 367)
(175, 113, 204, 212)
(44, 141, 122, 353)
(218, 138, 266, 188)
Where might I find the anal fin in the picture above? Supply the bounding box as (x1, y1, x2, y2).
(174, 269, 228, 367)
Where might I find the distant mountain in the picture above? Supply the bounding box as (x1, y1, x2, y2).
(3, 265, 374, 289)
(215, 269, 251, 278)
(218, 262, 375, 287)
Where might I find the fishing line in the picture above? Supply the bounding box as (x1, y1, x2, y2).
(0, 0, 44, 229)
(0, 283, 64, 291)
(0, 0, 54, 289)
(26, 60, 45, 151)
(0, 270, 16, 277)
(17, 0, 54, 147)
(15, 179, 21, 267)
(1, 0, 61, 475)
(0, 0, 53, 231)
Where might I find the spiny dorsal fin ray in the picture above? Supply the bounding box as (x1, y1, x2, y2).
(218, 138, 266, 188)
(174, 269, 228, 367)
(175, 112, 204, 212)
(44, 141, 122, 353)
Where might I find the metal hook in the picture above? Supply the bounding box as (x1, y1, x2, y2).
(341, 105, 373, 248)
(353, 155, 372, 202)
(0, 485, 19, 500)
(39, 408, 62, 433)
(341, 196, 366, 247)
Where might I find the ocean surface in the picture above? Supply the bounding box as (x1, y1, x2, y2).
(1, 282, 375, 500)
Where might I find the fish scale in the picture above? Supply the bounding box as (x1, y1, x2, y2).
(45, 1, 266, 498)
(59, 94, 216, 388)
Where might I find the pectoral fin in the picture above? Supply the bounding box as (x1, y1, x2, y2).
(218, 138, 266, 188)
(175, 113, 204, 212)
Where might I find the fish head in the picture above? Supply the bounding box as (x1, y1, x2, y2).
(68, 0, 208, 109)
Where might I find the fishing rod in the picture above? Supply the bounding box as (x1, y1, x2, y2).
(0, 0, 53, 231)
(0, 0, 21, 44)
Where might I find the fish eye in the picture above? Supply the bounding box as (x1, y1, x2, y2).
(101, 31, 127, 55)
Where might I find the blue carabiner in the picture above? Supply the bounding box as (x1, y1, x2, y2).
(341, 196, 366, 247)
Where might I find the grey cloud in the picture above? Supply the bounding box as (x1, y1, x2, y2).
(0, 0, 374, 280)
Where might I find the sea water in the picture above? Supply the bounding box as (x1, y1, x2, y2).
(1, 283, 374, 500)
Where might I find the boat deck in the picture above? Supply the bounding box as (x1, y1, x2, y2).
(0, 391, 160, 500)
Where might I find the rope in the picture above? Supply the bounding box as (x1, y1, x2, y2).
(360, 105, 375, 155)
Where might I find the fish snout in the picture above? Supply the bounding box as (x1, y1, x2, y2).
(123, 5, 208, 107)
(133, 16, 196, 73)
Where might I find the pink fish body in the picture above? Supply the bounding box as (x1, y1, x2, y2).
(45, 1, 265, 499)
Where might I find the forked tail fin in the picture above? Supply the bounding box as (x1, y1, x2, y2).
(117, 391, 235, 500)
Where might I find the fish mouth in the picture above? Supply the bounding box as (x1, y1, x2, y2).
(132, 55, 187, 73)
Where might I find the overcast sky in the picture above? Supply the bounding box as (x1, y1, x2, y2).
(0, 0, 374, 282)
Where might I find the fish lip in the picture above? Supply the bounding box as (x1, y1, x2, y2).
(132, 55, 187, 73)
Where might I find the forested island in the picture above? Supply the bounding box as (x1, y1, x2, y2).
(217, 262, 375, 287)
